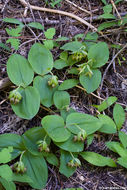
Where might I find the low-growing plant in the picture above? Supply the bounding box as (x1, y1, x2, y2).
(44, 0, 63, 7)
(106, 131, 127, 169)
(3, 18, 44, 50)
(1, 21, 126, 189)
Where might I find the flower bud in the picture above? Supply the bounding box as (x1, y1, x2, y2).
(74, 158, 81, 167)
(8, 90, 22, 104)
(13, 161, 26, 174)
(73, 135, 78, 142)
(48, 75, 58, 88)
(67, 159, 75, 168)
(37, 140, 50, 152)
(72, 51, 87, 62)
(45, 147, 50, 152)
(82, 129, 87, 141)
(77, 131, 82, 141)
(42, 141, 48, 151)
(73, 130, 87, 142)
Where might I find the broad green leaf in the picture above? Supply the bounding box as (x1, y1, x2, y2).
(12, 173, 32, 183)
(59, 150, 77, 178)
(80, 152, 116, 167)
(55, 135, 84, 152)
(60, 41, 83, 52)
(0, 165, 12, 181)
(93, 96, 117, 112)
(22, 127, 51, 155)
(80, 69, 101, 93)
(103, 4, 112, 14)
(50, 0, 62, 7)
(85, 32, 98, 41)
(98, 21, 117, 31)
(56, 36, 69, 41)
(68, 67, 79, 75)
(0, 134, 23, 160)
(60, 108, 76, 121)
(6, 38, 20, 50)
(22, 152, 48, 189)
(0, 180, 8, 190)
(67, 55, 79, 66)
(88, 42, 109, 68)
(44, 28, 56, 39)
(117, 157, 127, 168)
(12, 86, 40, 119)
(98, 115, 117, 134)
(119, 131, 127, 149)
(43, 40, 54, 50)
(119, 16, 127, 26)
(27, 22, 44, 30)
(101, 0, 107, 5)
(60, 51, 68, 61)
(33, 75, 58, 107)
(99, 13, 116, 19)
(45, 153, 59, 167)
(7, 54, 34, 87)
(54, 59, 68, 69)
(87, 134, 94, 147)
(106, 141, 127, 157)
(84, 32, 98, 49)
(6, 26, 23, 37)
(115, 0, 122, 4)
(3, 18, 24, 26)
(0, 42, 11, 51)
(53, 91, 70, 109)
(28, 43, 53, 75)
(74, 33, 84, 40)
(58, 79, 79, 90)
(41, 115, 71, 142)
(113, 104, 125, 130)
(0, 178, 16, 190)
(0, 147, 13, 164)
(66, 113, 102, 135)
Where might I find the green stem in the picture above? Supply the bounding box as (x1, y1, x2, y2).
(44, 134, 47, 141)
(20, 150, 26, 162)
(70, 152, 75, 160)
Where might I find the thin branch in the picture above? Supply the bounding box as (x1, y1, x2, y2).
(0, 77, 12, 90)
(100, 43, 127, 92)
(76, 85, 127, 107)
(18, 0, 97, 31)
(65, 0, 91, 15)
(110, 0, 122, 21)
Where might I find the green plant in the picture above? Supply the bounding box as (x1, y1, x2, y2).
(5, 26, 109, 118)
(2, 24, 127, 189)
(106, 131, 127, 169)
(44, 0, 63, 7)
(0, 42, 11, 52)
(3, 18, 44, 50)
(0, 144, 32, 190)
(99, 4, 116, 19)
(98, 0, 127, 32)
(0, 118, 117, 189)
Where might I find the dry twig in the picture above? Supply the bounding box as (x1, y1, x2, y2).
(110, 0, 122, 21)
(1, 0, 10, 13)
(18, 0, 97, 31)
(100, 43, 127, 92)
(76, 85, 127, 107)
(65, 0, 91, 15)
(0, 77, 12, 90)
